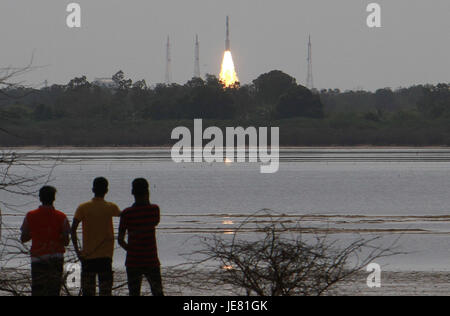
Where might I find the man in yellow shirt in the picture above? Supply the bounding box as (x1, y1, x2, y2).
(71, 177, 121, 296)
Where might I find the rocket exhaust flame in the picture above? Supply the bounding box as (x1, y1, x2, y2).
(220, 50, 239, 87)
(219, 16, 239, 87)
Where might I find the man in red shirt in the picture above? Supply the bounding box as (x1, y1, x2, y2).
(21, 186, 70, 296)
(118, 178, 164, 296)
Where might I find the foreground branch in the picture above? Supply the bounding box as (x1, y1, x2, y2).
(177, 212, 401, 296)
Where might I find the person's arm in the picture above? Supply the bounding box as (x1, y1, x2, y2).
(118, 215, 128, 251)
(71, 218, 83, 260)
(151, 205, 161, 227)
(112, 204, 121, 217)
(20, 216, 31, 244)
(61, 217, 70, 247)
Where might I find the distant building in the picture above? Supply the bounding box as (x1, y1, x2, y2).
(92, 78, 118, 89)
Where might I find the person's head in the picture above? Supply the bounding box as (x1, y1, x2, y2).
(92, 177, 108, 197)
(132, 178, 150, 199)
(39, 186, 57, 206)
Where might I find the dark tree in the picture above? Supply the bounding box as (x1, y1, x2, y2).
(276, 85, 324, 119)
(67, 76, 91, 91)
(185, 76, 236, 119)
(417, 83, 450, 119)
(375, 88, 395, 115)
(33, 104, 53, 121)
(112, 70, 133, 92)
(252, 70, 298, 105)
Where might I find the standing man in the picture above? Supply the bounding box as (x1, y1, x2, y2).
(71, 177, 121, 296)
(21, 186, 70, 296)
(118, 178, 164, 296)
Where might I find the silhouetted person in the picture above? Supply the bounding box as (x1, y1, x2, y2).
(118, 178, 164, 296)
(71, 177, 121, 296)
(20, 186, 70, 296)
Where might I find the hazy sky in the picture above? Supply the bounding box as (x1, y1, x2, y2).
(0, 0, 448, 91)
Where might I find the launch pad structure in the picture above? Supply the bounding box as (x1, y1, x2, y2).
(164, 16, 314, 90)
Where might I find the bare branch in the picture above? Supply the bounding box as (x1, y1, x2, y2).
(176, 211, 402, 296)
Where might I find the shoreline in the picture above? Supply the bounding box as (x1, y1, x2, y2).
(1, 268, 450, 296)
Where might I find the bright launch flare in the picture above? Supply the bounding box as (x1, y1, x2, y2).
(219, 16, 239, 87)
(220, 51, 239, 87)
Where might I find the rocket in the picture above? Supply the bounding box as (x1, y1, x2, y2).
(225, 16, 230, 51)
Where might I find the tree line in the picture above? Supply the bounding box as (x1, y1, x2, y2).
(0, 70, 448, 146)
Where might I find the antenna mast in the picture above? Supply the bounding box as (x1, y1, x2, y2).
(306, 35, 314, 90)
(194, 35, 201, 78)
(165, 36, 172, 84)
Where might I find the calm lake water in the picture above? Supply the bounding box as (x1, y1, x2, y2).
(2, 148, 450, 271)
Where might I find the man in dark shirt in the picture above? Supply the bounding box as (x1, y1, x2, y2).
(118, 178, 164, 296)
